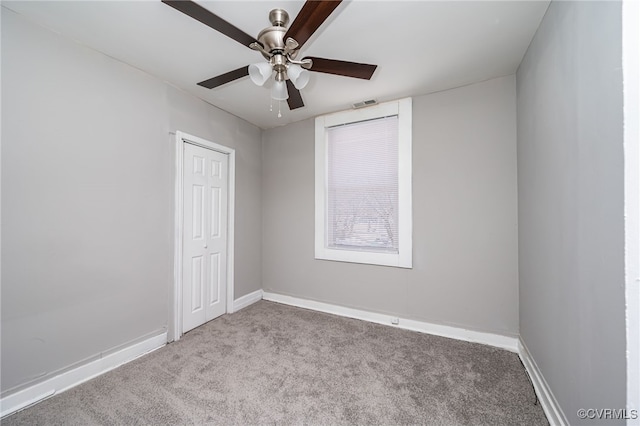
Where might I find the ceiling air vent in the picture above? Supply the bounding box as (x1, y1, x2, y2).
(352, 99, 378, 109)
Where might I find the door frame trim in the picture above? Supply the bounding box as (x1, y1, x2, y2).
(172, 131, 236, 342)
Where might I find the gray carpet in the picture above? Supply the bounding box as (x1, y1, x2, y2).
(2, 301, 547, 425)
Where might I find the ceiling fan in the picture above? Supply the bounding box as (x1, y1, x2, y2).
(161, 0, 377, 112)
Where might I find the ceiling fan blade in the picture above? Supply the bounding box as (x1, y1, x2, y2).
(305, 57, 378, 80)
(197, 66, 249, 89)
(284, 1, 342, 49)
(162, 0, 259, 48)
(286, 80, 305, 110)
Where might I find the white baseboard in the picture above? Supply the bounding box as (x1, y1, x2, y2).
(262, 291, 518, 352)
(518, 338, 568, 426)
(0, 332, 167, 419)
(233, 289, 263, 312)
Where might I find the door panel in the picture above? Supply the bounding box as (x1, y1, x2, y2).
(209, 252, 220, 304)
(183, 143, 228, 333)
(192, 185, 204, 240)
(211, 187, 221, 238)
(191, 255, 203, 312)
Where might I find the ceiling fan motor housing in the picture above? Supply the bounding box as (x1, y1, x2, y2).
(256, 9, 298, 60)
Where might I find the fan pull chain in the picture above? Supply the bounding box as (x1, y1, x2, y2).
(278, 100, 282, 118)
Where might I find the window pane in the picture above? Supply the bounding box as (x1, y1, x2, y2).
(327, 116, 399, 253)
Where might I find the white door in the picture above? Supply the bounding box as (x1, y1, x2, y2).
(182, 143, 228, 333)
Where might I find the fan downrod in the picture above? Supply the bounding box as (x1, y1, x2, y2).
(269, 9, 289, 27)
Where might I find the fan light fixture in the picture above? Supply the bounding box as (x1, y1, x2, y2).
(249, 61, 310, 96)
(245, 9, 313, 116)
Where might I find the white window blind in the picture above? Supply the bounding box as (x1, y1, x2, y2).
(327, 115, 399, 253)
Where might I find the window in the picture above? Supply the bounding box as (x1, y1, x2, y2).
(315, 98, 412, 268)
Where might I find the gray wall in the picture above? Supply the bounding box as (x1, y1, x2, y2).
(1, 9, 262, 394)
(262, 76, 519, 336)
(516, 1, 626, 424)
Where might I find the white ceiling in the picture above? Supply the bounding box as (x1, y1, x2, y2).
(3, 0, 549, 130)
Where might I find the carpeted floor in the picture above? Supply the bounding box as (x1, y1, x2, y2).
(2, 301, 548, 425)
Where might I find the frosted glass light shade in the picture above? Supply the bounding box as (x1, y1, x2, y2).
(287, 64, 310, 89)
(248, 62, 272, 86)
(271, 80, 289, 100)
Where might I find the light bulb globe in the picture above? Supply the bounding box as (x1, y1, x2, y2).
(248, 62, 272, 86)
(271, 80, 289, 100)
(288, 64, 310, 90)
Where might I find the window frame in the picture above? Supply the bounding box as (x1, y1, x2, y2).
(314, 97, 412, 268)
